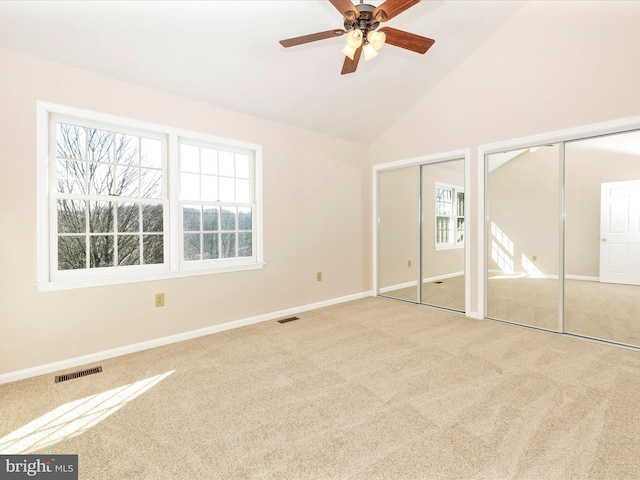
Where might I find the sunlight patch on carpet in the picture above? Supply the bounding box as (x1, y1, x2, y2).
(0, 370, 174, 454)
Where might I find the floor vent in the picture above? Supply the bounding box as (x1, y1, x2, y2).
(277, 316, 300, 324)
(55, 366, 103, 383)
(433, 281, 444, 284)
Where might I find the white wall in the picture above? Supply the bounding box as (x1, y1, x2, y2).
(369, 0, 640, 312)
(0, 46, 370, 376)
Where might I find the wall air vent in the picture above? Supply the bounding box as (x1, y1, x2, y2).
(277, 316, 300, 324)
(55, 366, 103, 383)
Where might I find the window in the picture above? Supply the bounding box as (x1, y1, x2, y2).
(179, 141, 255, 266)
(435, 183, 464, 249)
(37, 103, 263, 290)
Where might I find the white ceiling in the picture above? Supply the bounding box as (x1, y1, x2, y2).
(0, 0, 525, 144)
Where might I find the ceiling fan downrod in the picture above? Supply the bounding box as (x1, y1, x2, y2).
(344, 3, 382, 40)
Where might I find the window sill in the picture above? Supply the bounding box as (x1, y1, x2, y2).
(435, 245, 464, 251)
(36, 262, 266, 292)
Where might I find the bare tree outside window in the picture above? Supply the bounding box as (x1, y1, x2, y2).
(56, 123, 164, 270)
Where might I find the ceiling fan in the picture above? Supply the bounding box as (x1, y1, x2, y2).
(279, 0, 435, 75)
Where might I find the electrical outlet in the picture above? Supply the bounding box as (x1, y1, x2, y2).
(155, 293, 165, 307)
(408, 260, 412, 267)
(532, 255, 537, 262)
(316, 272, 322, 282)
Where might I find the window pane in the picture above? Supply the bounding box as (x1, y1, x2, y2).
(238, 207, 252, 231)
(436, 202, 452, 216)
(221, 233, 236, 258)
(140, 169, 162, 198)
(117, 203, 140, 233)
(58, 200, 86, 234)
(436, 188, 452, 203)
(143, 234, 164, 264)
(116, 166, 139, 197)
(221, 207, 236, 231)
(87, 128, 113, 163)
(90, 235, 114, 268)
(456, 218, 465, 243)
(57, 123, 86, 160)
(90, 201, 114, 233)
(181, 144, 200, 173)
(118, 235, 140, 266)
(116, 134, 139, 165)
(201, 148, 217, 174)
(236, 179, 250, 203)
(88, 163, 114, 196)
(203, 206, 219, 231)
(203, 233, 219, 260)
(235, 154, 250, 178)
(57, 159, 87, 194)
(219, 177, 235, 202)
(141, 138, 162, 168)
(58, 236, 86, 270)
(142, 204, 164, 233)
(238, 232, 252, 257)
(201, 175, 218, 201)
(436, 216, 451, 244)
(457, 192, 465, 216)
(181, 173, 200, 200)
(219, 151, 234, 176)
(183, 206, 201, 231)
(184, 233, 201, 261)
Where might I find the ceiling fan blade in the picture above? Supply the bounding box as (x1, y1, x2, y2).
(379, 27, 435, 54)
(329, 0, 359, 18)
(279, 29, 346, 48)
(373, 0, 420, 21)
(341, 45, 362, 75)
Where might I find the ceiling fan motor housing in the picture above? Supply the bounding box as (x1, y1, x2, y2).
(344, 3, 383, 40)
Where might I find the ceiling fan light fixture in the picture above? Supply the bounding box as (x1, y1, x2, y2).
(367, 30, 386, 51)
(341, 44, 357, 60)
(363, 43, 379, 61)
(345, 29, 363, 49)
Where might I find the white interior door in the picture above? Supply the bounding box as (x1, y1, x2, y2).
(600, 180, 640, 285)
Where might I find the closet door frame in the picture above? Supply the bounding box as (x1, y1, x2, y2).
(373, 149, 471, 315)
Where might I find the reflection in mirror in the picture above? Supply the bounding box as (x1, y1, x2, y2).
(565, 130, 640, 346)
(421, 160, 465, 311)
(378, 167, 419, 302)
(486, 145, 559, 331)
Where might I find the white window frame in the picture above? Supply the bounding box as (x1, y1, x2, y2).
(36, 102, 264, 292)
(435, 182, 464, 250)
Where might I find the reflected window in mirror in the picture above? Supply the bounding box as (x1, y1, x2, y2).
(435, 183, 464, 250)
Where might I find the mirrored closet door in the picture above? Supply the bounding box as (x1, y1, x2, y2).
(486, 145, 560, 331)
(421, 160, 465, 311)
(485, 128, 640, 349)
(565, 131, 640, 346)
(378, 158, 466, 312)
(378, 166, 420, 302)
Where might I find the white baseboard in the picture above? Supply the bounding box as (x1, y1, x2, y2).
(379, 281, 416, 293)
(0, 290, 373, 385)
(565, 275, 600, 282)
(489, 271, 600, 282)
(379, 272, 464, 294)
(425, 271, 464, 283)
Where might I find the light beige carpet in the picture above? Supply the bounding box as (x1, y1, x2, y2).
(2, 296, 640, 479)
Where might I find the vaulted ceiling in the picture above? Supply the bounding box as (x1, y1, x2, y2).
(0, 1, 525, 144)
